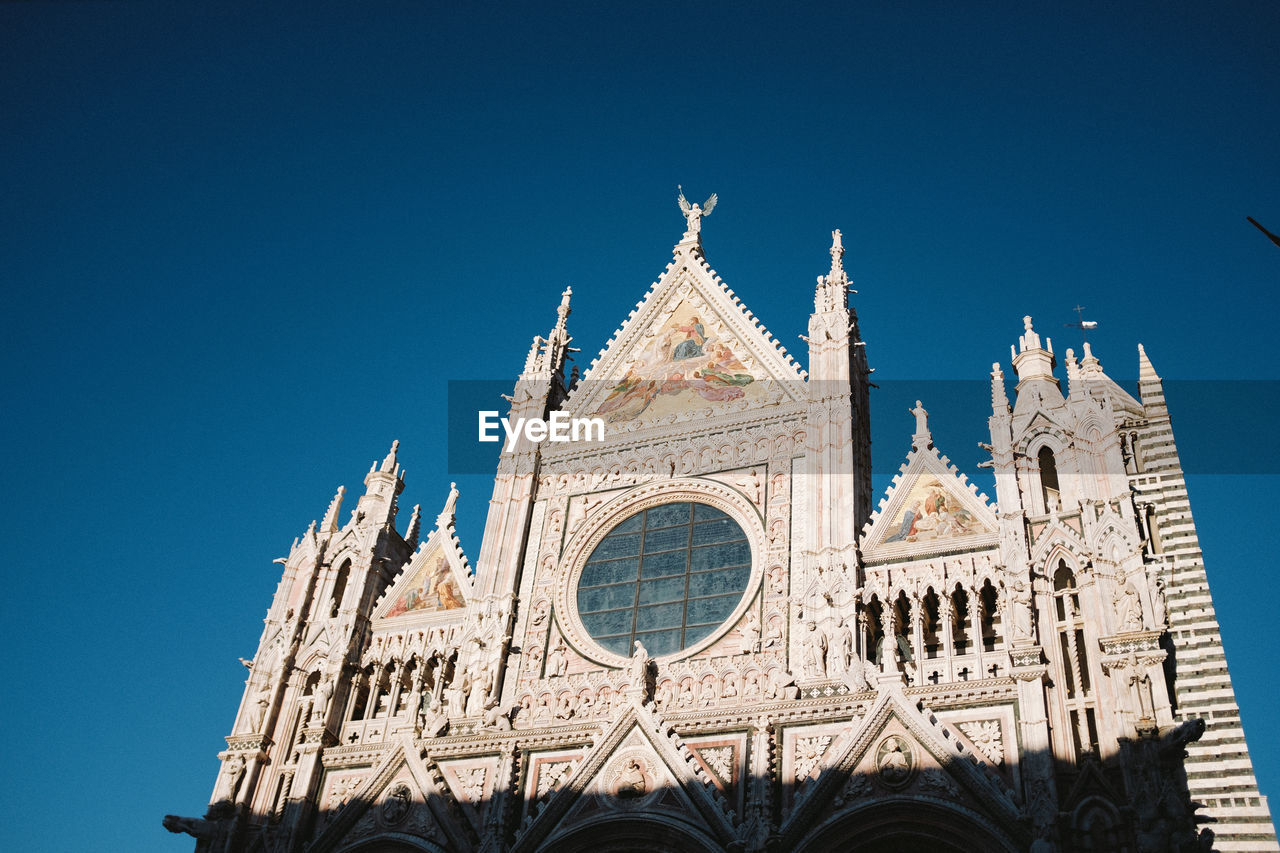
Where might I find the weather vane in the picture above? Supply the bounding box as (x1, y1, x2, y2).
(1065, 304, 1098, 345)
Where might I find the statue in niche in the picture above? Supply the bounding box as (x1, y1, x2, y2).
(547, 640, 568, 678)
(800, 620, 828, 679)
(1006, 576, 1035, 641)
(1113, 581, 1143, 632)
(829, 617, 853, 679)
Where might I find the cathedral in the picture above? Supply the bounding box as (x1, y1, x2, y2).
(166, 198, 1277, 852)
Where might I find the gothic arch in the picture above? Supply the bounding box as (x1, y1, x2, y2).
(335, 833, 448, 853)
(793, 797, 1021, 853)
(541, 814, 723, 853)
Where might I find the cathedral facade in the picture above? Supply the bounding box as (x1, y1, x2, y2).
(167, 204, 1276, 852)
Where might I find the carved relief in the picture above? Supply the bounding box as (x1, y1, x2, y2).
(957, 720, 1004, 766)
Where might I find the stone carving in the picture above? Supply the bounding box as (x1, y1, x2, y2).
(459, 767, 486, 803)
(547, 639, 568, 678)
(1005, 577, 1035, 642)
(327, 774, 359, 810)
(829, 617, 853, 679)
(614, 757, 648, 799)
(739, 609, 760, 654)
(800, 620, 828, 679)
(1113, 580, 1143, 632)
(957, 720, 1004, 766)
(700, 746, 734, 783)
(795, 735, 833, 783)
(677, 185, 717, 241)
(162, 814, 219, 840)
(875, 735, 915, 789)
(536, 760, 574, 799)
(220, 754, 245, 803)
(482, 701, 513, 731)
(381, 783, 412, 825)
(627, 640, 653, 700)
(920, 768, 961, 797)
(765, 669, 799, 701)
(832, 773, 872, 808)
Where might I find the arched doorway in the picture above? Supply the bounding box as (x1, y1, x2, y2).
(543, 815, 723, 853)
(795, 799, 1021, 853)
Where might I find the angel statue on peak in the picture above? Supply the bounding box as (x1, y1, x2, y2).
(677, 185, 717, 240)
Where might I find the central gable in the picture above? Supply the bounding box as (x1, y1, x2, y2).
(565, 246, 807, 430)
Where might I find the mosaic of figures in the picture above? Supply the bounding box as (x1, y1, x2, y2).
(879, 474, 992, 545)
(592, 299, 770, 425)
(383, 543, 466, 617)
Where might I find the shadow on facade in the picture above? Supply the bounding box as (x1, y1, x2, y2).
(164, 716, 1212, 853)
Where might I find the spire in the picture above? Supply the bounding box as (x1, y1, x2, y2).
(404, 504, 422, 552)
(380, 439, 400, 474)
(990, 363, 1010, 414)
(829, 228, 846, 280)
(437, 481, 459, 529)
(1137, 343, 1167, 416)
(321, 486, 346, 533)
(1138, 343, 1160, 382)
(910, 400, 932, 450)
(814, 229, 849, 314)
(1064, 347, 1081, 397)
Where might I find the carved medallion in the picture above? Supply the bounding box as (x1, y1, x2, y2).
(380, 783, 412, 825)
(874, 735, 915, 790)
(601, 752, 659, 809)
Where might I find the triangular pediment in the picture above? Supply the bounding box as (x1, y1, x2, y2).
(564, 245, 806, 431)
(308, 736, 467, 853)
(780, 689, 1025, 850)
(511, 700, 736, 852)
(862, 441, 998, 558)
(373, 500, 473, 624)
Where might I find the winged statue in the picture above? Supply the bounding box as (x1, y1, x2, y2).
(677, 185, 717, 240)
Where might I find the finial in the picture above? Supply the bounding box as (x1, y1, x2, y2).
(990, 363, 1009, 412)
(910, 400, 931, 449)
(1023, 315, 1034, 333)
(380, 439, 400, 473)
(405, 504, 422, 551)
(557, 285, 572, 323)
(321, 485, 346, 533)
(523, 335, 544, 374)
(829, 228, 845, 278)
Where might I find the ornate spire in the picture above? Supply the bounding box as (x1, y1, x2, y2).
(404, 504, 422, 551)
(814, 229, 849, 314)
(380, 439, 400, 473)
(829, 228, 846, 280)
(321, 485, 346, 533)
(991, 363, 1010, 413)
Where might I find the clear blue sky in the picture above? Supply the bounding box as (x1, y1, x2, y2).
(2, 2, 1277, 849)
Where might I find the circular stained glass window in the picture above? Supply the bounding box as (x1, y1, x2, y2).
(576, 501, 752, 657)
